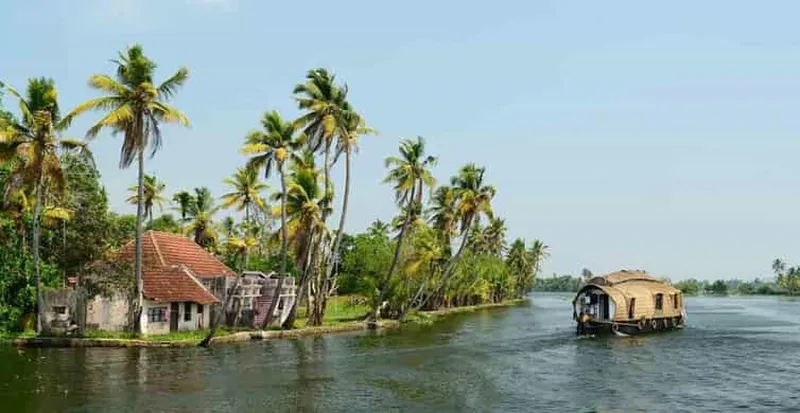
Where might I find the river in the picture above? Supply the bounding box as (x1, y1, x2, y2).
(1, 293, 799, 412)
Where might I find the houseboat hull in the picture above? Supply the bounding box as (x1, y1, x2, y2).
(576, 315, 685, 337)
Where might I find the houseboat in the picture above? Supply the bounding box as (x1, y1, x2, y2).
(572, 270, 686, 336)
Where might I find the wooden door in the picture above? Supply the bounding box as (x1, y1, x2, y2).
(170, 303, 179, 332)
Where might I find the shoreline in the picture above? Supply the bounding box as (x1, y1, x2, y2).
(5, 299, 526, 348)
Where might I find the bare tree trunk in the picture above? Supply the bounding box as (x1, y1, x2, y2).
(262, 163, 288, 329)
(370, 185, 415, 324)
(33, 172, 43, 334)
(132, 149, 145, 336)
(200, 272, 242, 347)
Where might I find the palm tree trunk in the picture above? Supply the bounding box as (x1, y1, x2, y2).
(133, 149, 145, 336)
(32, 173, 43, 334)
(200, 267, 242, 347)
(370, 185, 416, 324)
(317, 149, 352, 324)
(244, 203, 250, 270)
(415, 215, 474, 312)
(282, 225, 317, 329)
(263, 163, 289, 329)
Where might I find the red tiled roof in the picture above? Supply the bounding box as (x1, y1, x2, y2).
(118, 231, 235, 278)
(143, 265, 219, 305)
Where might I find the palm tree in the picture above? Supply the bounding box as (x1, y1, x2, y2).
(127, 174, 166, 226)
(65, 45, 189, 335)
(371, 137, 437, 323)
(242, 110, 299, 328)
(0, 78, 91, 333)
(417, 164, 495, 310)
(269, 157, 329, 328)
(428, 186, 457, 255)
(772, 257, 786, 287)
(506, 239, 532, 297)
(186, 187, 219, 248)
(366, 220, 390, 239)
(483, 217, 507, 257)
(221, 166, 268, 269)
(528, 239, 550, 277)
(172, 190, 194, 231)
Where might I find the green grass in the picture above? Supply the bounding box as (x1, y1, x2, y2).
(294, 294, 371, 328)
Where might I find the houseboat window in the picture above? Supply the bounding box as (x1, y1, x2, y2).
(655, 294, 663, 310)
(147, 307, 167, 323)
(673, 293, 678, 309)
(629, 298, 636, 319)
(184, 303, 192, 321)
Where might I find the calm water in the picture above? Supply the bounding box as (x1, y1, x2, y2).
(2, 293, 800, 412)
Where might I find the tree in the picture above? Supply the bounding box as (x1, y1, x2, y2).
(186, 187, 218, 248)
(148, 214, 182, 234)
(0, 78, 91, 333)
(172, 190, 194, 232)
(483, 217, 507, 257)
(428, 186, 457, 255)
(66, 44, 190, 335)
(581, 268, 593, 281)
(506, 239, 533, 297)
(709, 279, 728, 295)
(366, 220, 390, 240)
(242, 110, 299, 328)
(371, 137, 437, 322)
(127, 174, 166, 226)
(221, 165, 268, 269)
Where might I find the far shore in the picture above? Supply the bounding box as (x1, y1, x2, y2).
(4, 299, 527, 349)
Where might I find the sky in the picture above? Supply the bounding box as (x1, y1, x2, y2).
(2, 0, 800, 281)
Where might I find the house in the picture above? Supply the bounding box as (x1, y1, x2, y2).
(231, 271, 296, 327)
(84, 231, 296, 334)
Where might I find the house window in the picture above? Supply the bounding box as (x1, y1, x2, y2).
(655, 294, 663, 310)
(184, 303, 192, 321)
(278, 298, 284, 311)
(148, 307, 167, 323)
(628, 298, 636, 319)
(197, 304, 204, 314)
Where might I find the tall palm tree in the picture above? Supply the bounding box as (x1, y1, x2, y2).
(269, 157, 329, 328)
(506, 239, 531, 297)
(428, 185, 457, 256)
(65, 45, 189, 335)
(186, 187, 219, 248)
(221, 166, 268, 269)
(127, 174, 166, 226)
(0, 78, 90, 333)
(371, 137, 437, 323)
(242, 110, 299, 328)
(417, 164, 495, 310)
(528, 239, 550, 277)
(172, 190, 194, 231)
(483, 217, 507, 257)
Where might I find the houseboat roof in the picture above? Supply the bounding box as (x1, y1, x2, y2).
(576, 270, 680, 303)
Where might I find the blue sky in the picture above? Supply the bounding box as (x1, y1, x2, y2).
(3, 0, 800, 280)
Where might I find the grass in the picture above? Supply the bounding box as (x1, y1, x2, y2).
(294, 294, 371, 328)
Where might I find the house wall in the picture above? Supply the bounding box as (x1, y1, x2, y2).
(176, 302, 210, 331)
(140, 300, 171, 336)
(40, 288, 85, 335)
(86, 294, 129, 332)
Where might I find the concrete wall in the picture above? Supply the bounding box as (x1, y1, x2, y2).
(86, 294, 129, 332)
(41, 289, 84, 335)
(176, 302, 210, 331)
(139, 300, 210, 336)
(140, 300, 170, 336)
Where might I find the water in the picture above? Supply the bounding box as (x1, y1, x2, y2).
(2, 293, 800, 412)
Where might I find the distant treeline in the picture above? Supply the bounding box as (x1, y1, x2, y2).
(532, 274, 791, 296)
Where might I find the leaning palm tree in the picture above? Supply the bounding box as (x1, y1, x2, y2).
(416, 164, 496, 310)
(370, 137, 437, 323)
(186, 187, 219, 248)
(171, 190, 194, 231)
(242, 110, 299, 328)
(65, 45, 189, 335)
(428, 185, 457, 256)
(221, 166, 268, 269)
(528, 239, 550, 277)
(127, 174, 166, 226)
(0, 78, 91, 333)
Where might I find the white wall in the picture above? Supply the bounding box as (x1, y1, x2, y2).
(86, 294, 129, 331)
(176, 302, 211, 331)
(140, 300, 170, 336)
(140, 300, 211, 335)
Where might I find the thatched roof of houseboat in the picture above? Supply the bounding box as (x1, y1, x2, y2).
(574, 270, 682, 321)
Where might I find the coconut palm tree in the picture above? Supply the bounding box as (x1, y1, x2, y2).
(221, 166, 267, 269)
(172, 190, 194, 231)
(417, 164, 495, 310)
(127, 174, 166, 226)
(269, 158, 330, 328)
(186, 187, 219, 248)
(506, 239, 532, 297)
(366, 219, 390, 240)
(242, 110, 299, 328)
(371, 137, 437, 323)
(428, 185, 457, 256)
(65, 45, 189, 335)
(483, 217, 507, 257)
(0, 78, 91, 332)
(528, 239, 550, 277)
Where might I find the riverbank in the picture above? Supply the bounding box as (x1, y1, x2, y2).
(4, 299, 526, 348)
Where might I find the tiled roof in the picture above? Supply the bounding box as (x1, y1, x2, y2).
(118, 231, 235, 278)
(143, 265, 219, 305)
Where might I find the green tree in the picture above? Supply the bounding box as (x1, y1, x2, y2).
(372, 137, 437, 322)
(242, 110, 300, 328)
(171, 190, 194, 231)
(366, 219, 390, 240)
(0, 78, 91, 332)
(221, 165, 268, 269)
(66, 44, 190, 335)
(127, 174, 166, 226)
(674, 278, 700, 295)
(506, 239, 533, 297)
(147, 214, 182, 234)
(186, 187, 218, 247)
